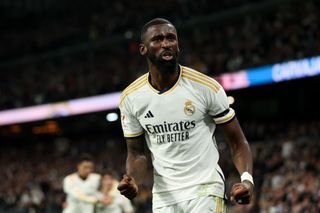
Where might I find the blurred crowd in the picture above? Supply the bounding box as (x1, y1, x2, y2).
(0, 120, 319, 213)
(1, 0, 320, 213)
(1, 0, 320, 110)
(0, 133, 153, 213)
(223, 121, 320, 213)
(0, 0, 267, 61)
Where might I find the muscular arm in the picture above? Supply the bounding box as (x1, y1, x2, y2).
(125, 136, 148, 184)
(219, 116, 254, 204)
(220, 117, 252, 175)
(118, 136, 147, 200)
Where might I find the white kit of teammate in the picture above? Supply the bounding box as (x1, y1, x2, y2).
(120, 65, 235, 209)
(63, 173, 101, 213)
(96, 179, 134, 213)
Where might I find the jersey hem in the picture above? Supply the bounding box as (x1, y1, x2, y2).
(214, 111, 235, 124)
(123, 131, 144, 138)
(216, 114, 235, 125)
(152, 192, 225, 208)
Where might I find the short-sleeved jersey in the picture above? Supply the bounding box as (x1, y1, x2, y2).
(119, 65, 235, 208)
(63, 173, 101, 213)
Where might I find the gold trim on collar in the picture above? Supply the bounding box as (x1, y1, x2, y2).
(147, 65, 182, 95)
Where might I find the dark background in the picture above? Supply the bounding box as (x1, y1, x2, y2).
(0, 0, 319, 212)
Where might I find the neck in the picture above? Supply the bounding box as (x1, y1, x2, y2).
(78, 173, 88, 180)
(149, 63, 179, 91)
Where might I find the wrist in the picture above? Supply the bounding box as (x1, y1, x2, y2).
(240, 172, 254, 185)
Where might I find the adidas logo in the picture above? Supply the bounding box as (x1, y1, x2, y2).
(144, 110, 154, 118)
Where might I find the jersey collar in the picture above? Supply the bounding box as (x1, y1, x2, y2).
(147, 64, 182, 95)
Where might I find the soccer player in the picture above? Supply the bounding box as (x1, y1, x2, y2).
(63, 154, 108, 213)
(96, 171, 134, 213)
(117, 18, 254, 212)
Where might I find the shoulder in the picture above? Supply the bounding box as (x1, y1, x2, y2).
(180, 65, 221, 93)
(64, 173, 78, 182)
(89, 173, 101, 180)
(120, 73, 148, 107)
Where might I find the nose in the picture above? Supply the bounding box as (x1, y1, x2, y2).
(161, 39, 171, 48)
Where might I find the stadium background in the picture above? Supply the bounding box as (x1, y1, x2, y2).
(0, 0, 319, 212)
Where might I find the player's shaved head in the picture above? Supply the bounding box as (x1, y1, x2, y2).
(77, 153, 94, 164)
(140, 18, 175, 42)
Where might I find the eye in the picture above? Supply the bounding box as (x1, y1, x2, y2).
(153, 37, 162, 42)
(167, 35, 176, 41)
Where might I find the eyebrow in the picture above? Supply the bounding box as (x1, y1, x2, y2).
(151, 32, 176, 40)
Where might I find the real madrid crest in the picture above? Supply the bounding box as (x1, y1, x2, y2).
(184, 100, 195, 116)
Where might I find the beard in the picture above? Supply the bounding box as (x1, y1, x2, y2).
(146, 50, 179, 73)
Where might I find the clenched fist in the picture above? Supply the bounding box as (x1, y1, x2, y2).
(117, 175, 138, 200)
(230, 181, 253, 205)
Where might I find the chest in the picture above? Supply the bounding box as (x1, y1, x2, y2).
(134, 87, 207, 128)
(75, 178, 98, 191)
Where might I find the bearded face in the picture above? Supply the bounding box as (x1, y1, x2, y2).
(140, 24, 180, 72)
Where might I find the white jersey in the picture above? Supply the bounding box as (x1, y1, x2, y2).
(96, 180, 134, 213)
(120, 65, 235, 208)
(63, 173, 101, 213)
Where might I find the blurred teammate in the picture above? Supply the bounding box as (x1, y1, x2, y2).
(96, 171, 134, 213)
(63, 154, 107, 213)
(118, 18, 254, 212)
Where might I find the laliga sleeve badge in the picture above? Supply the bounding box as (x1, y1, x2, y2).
(184, 100, 195, 116)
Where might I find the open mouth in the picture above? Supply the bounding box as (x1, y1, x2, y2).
(161, 51, 174, 60)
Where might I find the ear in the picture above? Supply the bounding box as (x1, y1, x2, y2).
(139, 44, 147, 55)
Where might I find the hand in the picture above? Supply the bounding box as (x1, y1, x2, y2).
(230, 181, 253, 205)
(117, 174, 138, 200)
